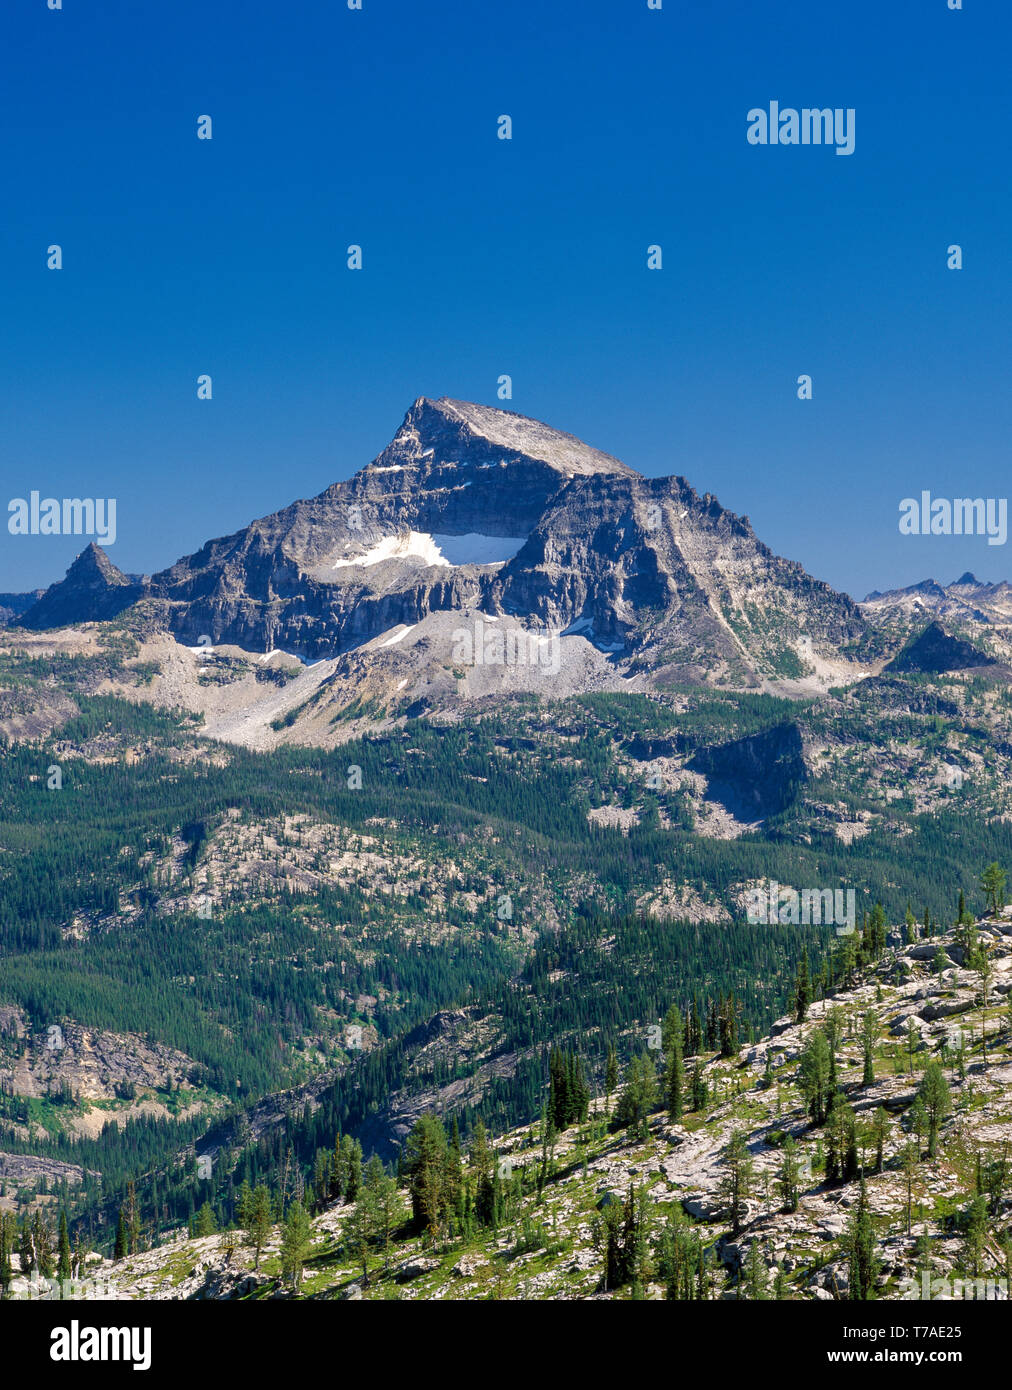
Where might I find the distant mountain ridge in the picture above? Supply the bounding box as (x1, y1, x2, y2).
(862, 572, 1012, 626)
(0, 590, 44, 627)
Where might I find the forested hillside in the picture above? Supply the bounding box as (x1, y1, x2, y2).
(9, 908, 1012, 1304)
(3, 621, 1012, 1274)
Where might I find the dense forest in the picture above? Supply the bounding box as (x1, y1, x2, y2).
(3, 665, 1012, 1256)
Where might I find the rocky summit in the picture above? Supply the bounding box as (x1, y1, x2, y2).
(17, 398, 871, 692)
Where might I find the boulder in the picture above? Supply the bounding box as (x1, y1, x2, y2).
(395, 1256, 440, 1283)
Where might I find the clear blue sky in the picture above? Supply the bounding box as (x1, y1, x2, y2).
(1, 0, 1008, 598)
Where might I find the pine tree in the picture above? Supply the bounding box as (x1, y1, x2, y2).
(0, 1214, 12, 1295)
(279, 1201, 311, 1291)
(57, 1209, 72, 1285)
(719, 992, 740, 1058)
(470, 1118, 496, 1228)
(113, 1208, 128, 1261)
(825, 1006, 843, 1096)
(826, 1101, 857, 1184)
(794, 948, 811, 1023)
(982, 1144, 1008, 1216)
(246, 1184, 273, 1269)
(346, 1139, 363, 1202)
(846, 1179, 879, 1299)
(688, 995, 702, 1056)
(548, 1047, 590, 1130)
(194, 1201, 218, 1237)
(235, 1179, 253, 1229)
(597, 1202, 623, 1292)
(980, 862, 1007, 918)
(614, 1053, 659, 1139)
(778, 1136, 801, 1214)
(604, 1044, 618, 1115)
(962, 1192, 988, 1278)
(624, 1184, 651, 1298)
(665, 1008, 685, 1123)
(918, 1061, 952, 1158)
(124, 1180, 140, 1257)
(344, 1155, 396, 1285)
(720, 1130, 753, 1236)
(905, 1018, 920, 1076)
(661, 1003, 682, 1056)
(655, 1208, 701, 1301)
(369, 1157, 399, 1274)
(312, 1148, 331, 1211)
(798, 1029, 832, 1124)
(18, 1215, 35, 1283)
(403, 1114, 451, 1242)
(744, 1239, 768, 1300)
(218, 1225, 239, 1263)
(869, 902, 887, 957)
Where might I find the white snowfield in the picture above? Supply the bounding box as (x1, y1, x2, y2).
(333, 531, 527, 570)
(377, 624, 416, 647)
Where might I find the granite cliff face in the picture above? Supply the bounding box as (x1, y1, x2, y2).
(687, 721, 808, 820)
(18, 397, 876, 690)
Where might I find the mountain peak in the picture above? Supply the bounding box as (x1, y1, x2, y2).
(68, 541, 129, 584)
(19, 544, 140, 630)
(862, 577, 946, 602)
(20, 400, 871, 686)
(885, 619, 995, 674)
(380, 396, 638, 478)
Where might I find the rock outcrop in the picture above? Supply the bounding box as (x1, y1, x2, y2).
(19, 543, 143, 629)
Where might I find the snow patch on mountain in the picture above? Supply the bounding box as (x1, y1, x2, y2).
(333, 531, 527, 570)
(333, 532, 449, 569)
(377, 625, 417, 648)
